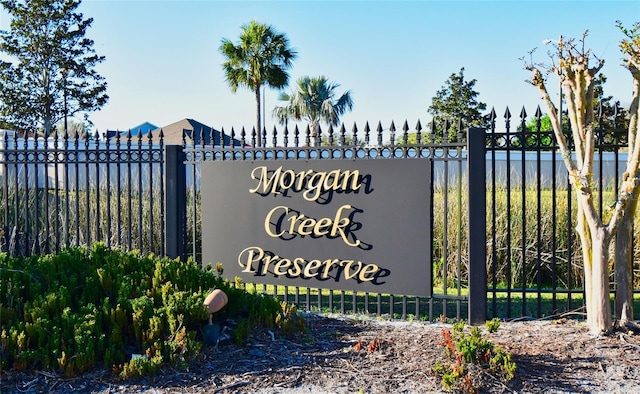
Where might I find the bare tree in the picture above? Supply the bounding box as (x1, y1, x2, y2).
(523, 24, 639, 335)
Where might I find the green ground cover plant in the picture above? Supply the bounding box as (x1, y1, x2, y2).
(433, 320, 516, 393)
(0, 243, 301, 378)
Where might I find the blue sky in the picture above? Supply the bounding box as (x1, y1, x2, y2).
(2, 0, 639, 136)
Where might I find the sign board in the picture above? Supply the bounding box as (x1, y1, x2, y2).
(201, 158, 432, 297)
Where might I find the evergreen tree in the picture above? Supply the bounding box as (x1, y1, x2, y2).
(428, 67, 487, 142)
(0, 0, 108, 137)
(593, 74, 628, 131)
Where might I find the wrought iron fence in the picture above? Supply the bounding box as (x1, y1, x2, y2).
(1, 106, 638, 322)
(0, 130, 166, 257)
(485, 106, 638, 320)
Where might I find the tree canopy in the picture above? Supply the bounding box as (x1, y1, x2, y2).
(428, 67, 487, 141)
(0, 0, 108, 137)
(219, 21, 297, 147)
(272, 75, 353, 145)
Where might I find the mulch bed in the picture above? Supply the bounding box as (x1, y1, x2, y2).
(2, 313, 640, 393)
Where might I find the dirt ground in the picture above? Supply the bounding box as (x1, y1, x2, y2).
(2, 313, 640, 393)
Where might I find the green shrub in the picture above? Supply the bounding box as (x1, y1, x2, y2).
(485, 317, 501, 333)
(433, 321, 516, 393)
(0, 243, 304, 378)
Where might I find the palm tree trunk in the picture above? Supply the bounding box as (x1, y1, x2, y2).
(310, 121, 320, 147)
(255, 87, 262, 147)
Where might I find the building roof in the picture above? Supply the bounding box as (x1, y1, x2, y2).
(149, 118, 243, 146)
(128, 122, 158, 136)
(104, 121, 158, 140)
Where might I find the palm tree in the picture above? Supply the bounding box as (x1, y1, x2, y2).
(219, 21, 296, 147)
(273, 76, 353, 145)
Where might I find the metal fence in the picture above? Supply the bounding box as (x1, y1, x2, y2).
(0, 130, 166, 257)
(485, 107, 638, 321)
(1, 107, 638, 322)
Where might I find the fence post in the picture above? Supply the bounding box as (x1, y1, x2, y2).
(467, 127, 487, 325)
(164, 145, 186, 261)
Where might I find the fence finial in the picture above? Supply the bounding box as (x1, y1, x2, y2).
(402, 120, 409, 145)
(262, 126, 267, 148)
(489, 107, 497, 126)
(251, 126, 256, 147)
(351, 122, 358, 145)
(364, 122, 371, 146)
(305, 124, 311, 146)
(283, 124, 289, 147)
(535, 106, 543, 132)
(504, 107, 512, 132)
(272, 125, 278, 147)
(415, 119, 422, 144)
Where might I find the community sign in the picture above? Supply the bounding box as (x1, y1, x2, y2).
(201, 158, 432, 297)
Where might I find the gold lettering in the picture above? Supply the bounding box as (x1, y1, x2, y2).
(261, 253, 280, 275)
(289, 257, 304, 277)
(313, 217, 332, 236)
(330, 205, 360, 247)
(341, 170, 361, 191)
(273, 258, 292, 276)
(265, 205, 359, 247)
(298, 217, 315, 236)
(303, 259, 323, 278)
(286, 211, 303, 234)
(237, 246, 264, 273)
(278, 169, 297, 189)
(321, 258, 341, 279)
(358, 263, 380, 282)
(303, 171, 325, 202)
(323, 169, 341, 191)
(343, 260, 362, 280)
(264, 205, 288, 237)
(249, 166, 278, 194)
(250, 166, 363, 201)
(236, 249, 383, 282)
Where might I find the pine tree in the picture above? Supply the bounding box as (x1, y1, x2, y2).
(428, 67, 487, 142)
(0, 0, 108, 137)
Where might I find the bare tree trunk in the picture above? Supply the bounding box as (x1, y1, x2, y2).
(576, 197, 613, 335)
(614, 199, 637, 324)
(590, 230, 613, 334)
(575, 205, 594, 326)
